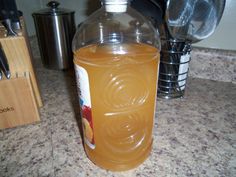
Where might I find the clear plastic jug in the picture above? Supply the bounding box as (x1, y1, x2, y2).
(73, 0, 160, 171)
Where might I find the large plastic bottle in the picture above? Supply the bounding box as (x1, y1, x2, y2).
(73, 0, 160, 171)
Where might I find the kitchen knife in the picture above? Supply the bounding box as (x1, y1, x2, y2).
(3, 0, 21, 30)
(0, 0, 18, 36)
(0, 69, 2, 80)
(1, 19, 18, 36)
(0, 43, 10, 79)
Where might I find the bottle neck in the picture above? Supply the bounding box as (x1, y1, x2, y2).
(102, 0, 129, 13)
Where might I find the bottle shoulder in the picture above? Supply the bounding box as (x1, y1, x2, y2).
(72, 6, 160, 51)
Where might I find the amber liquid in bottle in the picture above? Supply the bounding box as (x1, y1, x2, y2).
(74, 43, 160, 171)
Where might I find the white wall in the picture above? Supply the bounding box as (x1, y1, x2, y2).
(16, 0, 236, 51)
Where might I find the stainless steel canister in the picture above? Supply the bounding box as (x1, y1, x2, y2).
(33, 1, 75, 70)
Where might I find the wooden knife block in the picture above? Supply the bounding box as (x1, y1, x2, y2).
(0, 18, 43, 129)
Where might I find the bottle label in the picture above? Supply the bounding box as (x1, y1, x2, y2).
(75, 64, 95, 149)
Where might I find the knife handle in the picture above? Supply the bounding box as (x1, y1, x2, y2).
(0, 0, 20, 34)
(0, 69, 2, 80)
(2, 19, 18, 36)
(0, 43, 11, 79)
(2, 0, 20, 24)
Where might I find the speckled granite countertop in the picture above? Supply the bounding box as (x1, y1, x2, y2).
(0, 40, 236, 177)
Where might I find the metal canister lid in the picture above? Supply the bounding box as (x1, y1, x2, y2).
(32, 1, 74, 16)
